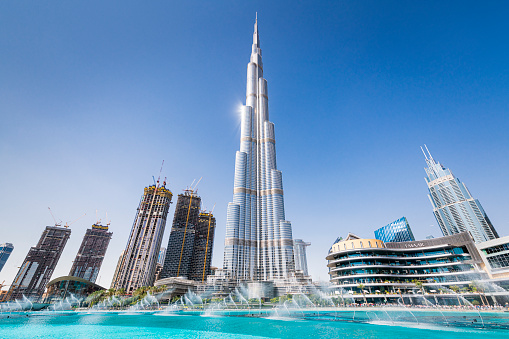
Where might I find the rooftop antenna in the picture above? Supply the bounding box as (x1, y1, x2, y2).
(152, 176, 156, 185)
(106, 211, 110, 226)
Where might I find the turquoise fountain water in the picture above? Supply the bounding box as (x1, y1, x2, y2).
(1, 311, 509, 339)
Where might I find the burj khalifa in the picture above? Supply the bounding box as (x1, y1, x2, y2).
(223, 17, 295, 281)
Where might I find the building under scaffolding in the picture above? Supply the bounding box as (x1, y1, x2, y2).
(112, 182, 172, 294)
(161, 190, 201, 279)
(6, 226, 71, 301)
(69, 223, 112, 283)
(189, 212, 216, 282)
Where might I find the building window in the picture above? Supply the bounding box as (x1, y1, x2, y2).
(360, 242, 364, 248)
(368, 241, 372, 248)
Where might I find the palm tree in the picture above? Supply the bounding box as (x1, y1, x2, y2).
(357, 284, 368, 305)
(469, 281, 487, 306)
(115, 288, 126, 296)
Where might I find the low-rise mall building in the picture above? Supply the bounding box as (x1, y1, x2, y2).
(326, 232, 509, 304)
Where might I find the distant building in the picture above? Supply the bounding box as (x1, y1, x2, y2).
(154, 263, 164, 282)
(112, 182, 172, 294)
(158, 247, 166, 265)
(293, 239, 310, 276)
(69, 224, 112, 283)
(161, 190, 201, 280)
(0, 243, 14, 272)
(110, 250, 125, 289)
(422, 146, 499, 243)
(189, 211, 216, 282)
(374, 217, 415, 243)
(6, 226, 71, 301)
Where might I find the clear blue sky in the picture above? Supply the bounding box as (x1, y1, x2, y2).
(1, 1, 508, 286)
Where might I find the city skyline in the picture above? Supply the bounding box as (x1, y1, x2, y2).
(1, 2, 509, 287)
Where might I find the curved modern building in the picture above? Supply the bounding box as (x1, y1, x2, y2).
(44, 276, 105, 303)
(327, 232, 487, 299)
(223, 17, 295, 281)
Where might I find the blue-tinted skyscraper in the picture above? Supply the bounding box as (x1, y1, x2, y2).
(422, 145, 499, 243)
(374, 217, 415, 243)
(0, 243, 14, 272)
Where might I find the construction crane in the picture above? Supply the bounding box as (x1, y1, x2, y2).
(48, 207, 62, 226)
(64, 213, 86, 228)
(193, 177, 202, 192)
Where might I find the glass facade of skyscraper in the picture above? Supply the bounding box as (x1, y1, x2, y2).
(374, 217, 415, 243)
(422, 146, 499, 243)
(223, 18, 295, 281)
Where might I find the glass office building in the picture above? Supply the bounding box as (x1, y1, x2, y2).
(374, 217, 415, 243)
(422, 146, 499, 243)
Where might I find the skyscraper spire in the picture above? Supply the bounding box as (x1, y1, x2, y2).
(253, 13, 260, 47)
(223, 18, 295, 281)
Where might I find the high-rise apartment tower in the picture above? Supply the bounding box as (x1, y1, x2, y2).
(112, 181, 172, 293)
(223, 18, 295, 281)
(69, 223, 112, 283)
(7, 226, 71, 301)
(0, 243, 14, 273)
(423, 146, 499, 243)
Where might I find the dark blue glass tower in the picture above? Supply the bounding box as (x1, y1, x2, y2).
(374, 217, 415, 243)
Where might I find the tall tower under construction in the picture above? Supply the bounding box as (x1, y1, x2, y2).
(161, 190, 201, 279)
(69, 223, 112, 283)
(7, 226, 71, 301)
(112, 181, 172, 293)
(223, 17, 296, 281)
(189, 211, 216, 282)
